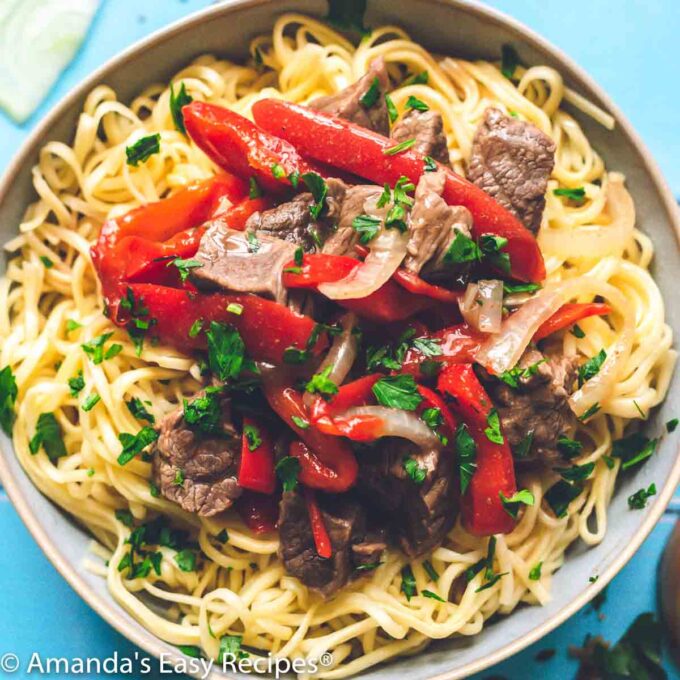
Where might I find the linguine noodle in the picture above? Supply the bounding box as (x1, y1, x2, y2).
(1, 15, 675, 677)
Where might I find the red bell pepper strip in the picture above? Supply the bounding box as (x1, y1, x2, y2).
(237, 491, 279, 534)
(437, 363, 517, 536)
(282, 253, 435, 322)
(416, 385, 458, 437)
(183, 101, 323, 194)
(302, 486, 332, 558)
(263, 383, 358, 493)
(126, 284, 323, 364)
(533, 302, 612, 341)
(401, 324, 484, 376)
(92, 174, 247, 318)
(238, 417, 276, 494)
(251, 98, 545, 283)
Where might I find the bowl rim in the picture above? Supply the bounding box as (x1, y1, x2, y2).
(0, 1, 678, 678)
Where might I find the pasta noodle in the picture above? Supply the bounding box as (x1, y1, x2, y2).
(1, 14, 675, 677)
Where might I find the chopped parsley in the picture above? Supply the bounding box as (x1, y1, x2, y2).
(356, 561, 382, 571)
(484, 409, 504, 444)
(271, 163, 286, 179)
(275, 456, 300, 492)
(503, 281, 541, 295)
(666, 417, 678, 433)
(66, 319, 82, 333)
(500, 44, 520, 79)
(117, 426, 159, 466)
(288, 170, 300, 188)
(544, 480, 583, 518)
(183, 388, 223, 435)
(529, 562, 543, 581)
(423, 560, 439, 582)
(68, 371, 85, 397)
(169, 257, 203, 283)
(455, 423, 477, 494)
(372, 374, 422, 411)
(499, 489, 535, 519)
(218, 634, 248, 664)
(383, 138, 416, 156)
(173, 469, 185, 486)
(403, 455, 426, 485)
(402, 70, 429, 87)
(0, 366, 17, 435)
(206, 322, 245, 382)
(325, 0, 369, 34)
(115, 509, 135, 527)
(556, 435, 583, 459)
(305, 365, 339, 400)
(479, 233, 511, 274)
(423, 155, 437, 172)
(612, 432, 658, 470)
(243, 423, 262, 451)
(359, 77, 381, 108)
(554, 462, 595, 482)
(169, 82, 193, 134)
(422, 589, 446, 602)
(571, 324, 586, 339)
(628, 483, 656, 510)
(81, 332, 120, 365)
(444, 231, 481, 265)
(188, 319, 203, 338)
(246, 231, 260, 253)
(126, 134, 161, 166)
(82, 393, 101, 412)
(248, 176, 262, 199)
(578, 403, 601, 422)
(405, 95, 429, 112)
(175, 549, 196, 572)
(227, 303, 243, 316)
(421, 407, 443, 430)
(513, 431, 535, 459)
(300, 172, 328, 219)
(400, 565, 417, 600)
(291, 415, 309, 430)
(385, 94, 398, 123)
(352, 214, 382, 244)
(578, 349, 607, 387)
(553, 186, 586, 201)
(498, 358, 546, 389)
(29, 412, 67, 460)
(40, 255, 53, 268)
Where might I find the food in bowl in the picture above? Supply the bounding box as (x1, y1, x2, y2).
(0, 7, 675, 676)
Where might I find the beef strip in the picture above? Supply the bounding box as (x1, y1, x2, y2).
(309, 58, 391, 136)
(484, 348, 578, 465)
(404, 170, 473, 278)
(358, 439, 458, 557)
(321, 184, 384, 257)
(278, 490, 386, 596)
(244, 178, 346, 253)
(468, 108, 556, 233)
(391, 109, 451, 166)
(192, 218, 296, 304)
(152, 395, 241, 517)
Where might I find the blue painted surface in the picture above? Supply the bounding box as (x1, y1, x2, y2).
(0, 1, 678, 678)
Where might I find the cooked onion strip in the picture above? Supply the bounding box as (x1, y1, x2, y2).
(318, 228, 408, 300)
(340, 406, 442, 450)
(538, 173, 635, 260)
(458, 279, 503, 333)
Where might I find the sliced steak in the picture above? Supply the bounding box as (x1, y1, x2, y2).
(310, 58, 391, 136)
(152, 394, 241, 517)
(404, 170, 473, 277)
(192, 218, 296, 304)
(485, 348, 578, 465)
(358, 439, 458, 557)
(468, 108, 555, 233)
(322, 184, 383, 257)
(391, 109, 450, 166)
(278, 490, 386, 596)
(245, 178, 346, 253)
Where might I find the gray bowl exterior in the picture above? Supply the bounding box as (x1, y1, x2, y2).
(0, 1, 678, 678)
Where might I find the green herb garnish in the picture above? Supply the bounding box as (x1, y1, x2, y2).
(126, 134, 161, 166)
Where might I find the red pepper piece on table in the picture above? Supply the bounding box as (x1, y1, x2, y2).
(437, 363, 517, 536)
(303, 486, 332, 559)
(183, 101, 323, 194)
(533, 302, 612, 341)
(238, 417, 276, 495)
(126, 284, 324, 364)
(251, 98, 545, 283)
(264, 384, 358, 493)
(237, 490, 279, 534)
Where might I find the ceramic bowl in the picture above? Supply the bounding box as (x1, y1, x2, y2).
(1, 1, 678, 678)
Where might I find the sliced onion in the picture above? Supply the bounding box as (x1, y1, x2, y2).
(476, 276, 633, 418)
(458, 279, 503, 334)
(303, 313, 358, 409)
(319, 227, 408, 300)
(539, 173, 635, 260)
(340, 406, 442, 450)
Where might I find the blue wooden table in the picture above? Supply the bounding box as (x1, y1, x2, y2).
(0, 1, 678, 678)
